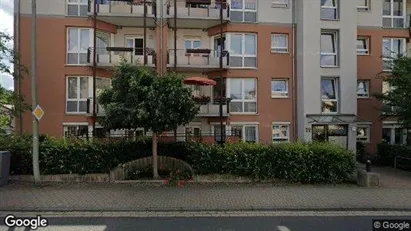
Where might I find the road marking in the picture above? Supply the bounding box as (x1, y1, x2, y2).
(277, 226, 291, 231)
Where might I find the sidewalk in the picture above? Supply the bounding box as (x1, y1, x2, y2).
(1, 166, 411, 212)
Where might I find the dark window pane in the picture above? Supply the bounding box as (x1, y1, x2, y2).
(67, 101, 78, 112)
(68, 5, 78, 16)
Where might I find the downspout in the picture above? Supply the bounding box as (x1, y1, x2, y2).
(219, 1, 224, 144)
(143, 0, 147, 65)
(291, 0, 297, 141)
(14, 0, 22, 134)
(92, 0, 97, 138)
(174, 0, 177, 70)
(160, 0, 163, 74)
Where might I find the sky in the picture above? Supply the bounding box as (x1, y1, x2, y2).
(0, 0, 14, 90)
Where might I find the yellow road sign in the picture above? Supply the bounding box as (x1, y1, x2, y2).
(32, 105, 44, 121)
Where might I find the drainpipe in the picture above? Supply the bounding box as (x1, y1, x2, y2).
(92, 0, 97, 138)
(14, 0, 22, 134)
(219, 0, 224, 144)
(173, 0, 177, 70)
(143, 0, 147, 65)
(160, 0, 163, 74)
(291, 0, 297, 141)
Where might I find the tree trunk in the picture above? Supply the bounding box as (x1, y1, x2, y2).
(152, 132, 159, 179)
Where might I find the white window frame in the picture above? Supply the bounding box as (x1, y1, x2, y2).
(321, 78, 339, 114)
(228, 78, 258, 114)
(230, 124, 259, 143)
(320, 0, 339, 20)
(67, 0, 88, 16)
(226, 33, 258, 68)
(382, 38, 406, 72)
(382, 123, 408, 145)
(66, 76, 91, 114)
(271, 79, 289, 98)
(271, 34, 289, 53)
(272, 122, 290, 143)
(230, 0, 258, 23)
(271, 0, 288, 8)
(320, 31, 339, 68)
(357, 0, 370, 11)
(63, 122, 89, 139)
(382, 0, 406, 28)
(357, 80, 370, 98)
(357, 37, 369, 55)
(357, 125, 371, 143)
(67, 28, 92, 65)
(184, 38, 202, 49)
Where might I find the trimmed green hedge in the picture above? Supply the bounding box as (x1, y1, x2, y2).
(0, 135, 356, 184)
(377, 142, 411, 170)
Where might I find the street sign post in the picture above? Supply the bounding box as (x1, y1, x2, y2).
(32, 105, 44, 121)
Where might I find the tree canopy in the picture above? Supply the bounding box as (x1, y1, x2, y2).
(375, 56, 411, 129)
(98, 61, 200, 133)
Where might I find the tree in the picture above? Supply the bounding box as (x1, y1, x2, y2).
(375, 56, 411, 130)
(0, 31, 28, 134)
(98, 62, 200, 178)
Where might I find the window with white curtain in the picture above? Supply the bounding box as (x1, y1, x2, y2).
(230, 0, 257, 22)
(272, 124, 289, 143)
(357, 80, 370, 98)
(67, 28, 91, 64)
(383, 0, 406, 28)
(230, 33, 257, 68)
(382, 38, 406, 71)
(271, 79, 288, 98)
(271, 34, 288, 53)
(321, 31, 339, 67)
(66, 76, 89, 113)
(357, 37, 369, 55)
(229, 78, 257, 113)
(321, 0, 339, 20)
(321, 78, 339, 113)
(67, 0, 88, 16)
(231, 124, 258, 143)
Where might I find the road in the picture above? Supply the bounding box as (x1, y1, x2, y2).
(0, 211, 410, 231)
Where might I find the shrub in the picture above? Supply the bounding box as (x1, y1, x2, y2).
(0, 135, 356, 184)
(377, 142, 411, 168)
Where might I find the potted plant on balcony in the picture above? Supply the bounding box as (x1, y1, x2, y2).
(213, 96, 230, 104)
(192, 95, 210, 105)
(186, 48, 211, 54)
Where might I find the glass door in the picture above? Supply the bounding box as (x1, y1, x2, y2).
(126, 37, 144, 55)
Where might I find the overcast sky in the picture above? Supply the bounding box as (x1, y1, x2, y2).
(0, 0, 14, 90)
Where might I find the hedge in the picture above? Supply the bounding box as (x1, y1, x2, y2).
(0, 135, 356, 184)
(377, 142, 411, 170)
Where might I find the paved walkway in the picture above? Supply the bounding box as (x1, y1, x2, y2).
(1, 167, 411, 212)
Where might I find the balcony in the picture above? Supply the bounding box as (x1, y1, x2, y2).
(167, 49, 229, 72)
(197, 101, 229, 117)
(88, 47, 156, 68)
(167, 1, 230, 29)
(88, 0, 156, 27)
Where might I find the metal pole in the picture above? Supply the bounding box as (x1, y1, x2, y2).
(31, 0, 41, 185)
(92, 0, 97, 137)
(219, 0, 224, 144)
(143, 0, 147, 65)
(174, 0, 177, 69)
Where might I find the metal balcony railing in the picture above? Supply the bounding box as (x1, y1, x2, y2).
(167, 49, 229, 67)
(88, 47, 156, 66)
(166, 1, 230, 18)
(88, 0, 156, 16)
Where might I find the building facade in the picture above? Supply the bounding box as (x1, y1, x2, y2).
(13, 0, 411, 153)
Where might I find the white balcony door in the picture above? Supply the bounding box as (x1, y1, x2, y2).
(126, 37, 144, 56)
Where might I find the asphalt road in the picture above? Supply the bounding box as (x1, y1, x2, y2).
(1, 212, 411, 231)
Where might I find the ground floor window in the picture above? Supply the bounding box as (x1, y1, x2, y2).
(230, 124, 258, 143)
(213, 125, 226, 142)
(382, 124, 410, 145)
(64, 125, 89, 138)
(272, 123, 289, 143)
(357, 125, 371, 143)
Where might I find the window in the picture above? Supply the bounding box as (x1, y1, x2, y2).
(212, 78, 226, 104)
(271, 34, 288, 53)
(271, 79, 288, 98)
(64, 125, 89, 138)
(272, 124, 289, 143)
(185, 127, 201, 138)
(229, 33, 257, 68)
(96, 31, 110, 56)
(321, 78, 339, 113)
(357, 37, 369, 55)
(126, 37, 144, 56)
(231, 124, 258, 143)
(382, 81, 397, 113)
(271, 0, 288, 8)
(383, 0, 406, 28)
(184, 39, 202, 49)
(67, 28, 91, 65)
(229, 78, 257, 113)
(96, 78, 111, 113)
(67, 0, 88, 16)
(357, 80, 370, 98)
(321, 31, 339, 67)
(321, 0, 339, 20)
(214, 125, 226, 142)
(357, 125, 371, 142)
(357, 0, 370, 11)
(382, 38, 406, 71)
(66, 76, 89, 113)
(382, 124, 409, 145)
(230, 0, 257, 22)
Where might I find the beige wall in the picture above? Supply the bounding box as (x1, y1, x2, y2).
(357, 0, 383, 27)
(114, 28, 156, 49)
(168, 29, 210, 50)
(20, 0, 66, 15)
(258, 0, 293, 24)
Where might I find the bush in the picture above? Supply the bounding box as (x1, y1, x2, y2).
(0, 135, 356, 184)
(377, 142, 411, 168)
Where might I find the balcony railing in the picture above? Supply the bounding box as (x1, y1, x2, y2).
(89, 0, 156, 16)
(167, 2, 229, 18)
(167, 49, 229, 68)
(88, 47, 156, 67)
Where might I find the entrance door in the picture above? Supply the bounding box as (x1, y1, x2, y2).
(312, 124, 348, 149)
(126, 37, 144, 55)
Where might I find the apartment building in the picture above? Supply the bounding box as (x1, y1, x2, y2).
(12, 0, 411, 153)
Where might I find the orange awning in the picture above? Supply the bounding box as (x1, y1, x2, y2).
(183, 77, 216, 86)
